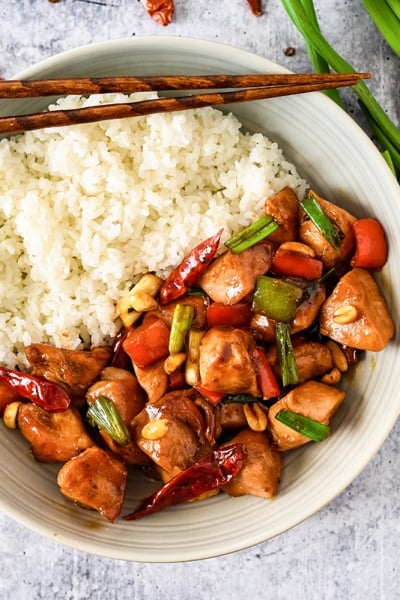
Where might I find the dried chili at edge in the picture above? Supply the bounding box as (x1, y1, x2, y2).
(124, 442, 247, 520)
(246, 0, 262, 16)
(0, 367, 71, 412)
(141, 0, 175, 26)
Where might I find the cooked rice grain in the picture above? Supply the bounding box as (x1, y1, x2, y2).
(0, 93, 306, 368)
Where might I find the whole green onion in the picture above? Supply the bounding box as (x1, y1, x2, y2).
(87, 396, 131, 446)
(280, 0, 400, 179)
(275, 408, 330, 442)
(360, 0, 400, 57)
(224, 214, 279, 254)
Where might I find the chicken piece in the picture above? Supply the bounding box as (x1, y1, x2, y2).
(0, 382, 21, 416)
(267, 340, 333, 383)
(299, 191, 356, 268)
(219, 402, 247, 430)
(319, 268, 395, 351)
(17, 403, 94, 462)
(25, 344, 111, 397)
(86, 367, 149, 465)
(222, 428, 281, 499)
(291, 281, 326, 334)
(264, 186, 299, 244)
(199, 327, 258, 396)
(57, 446, 127, 522)
(197, 243, 273, 305)
(151, 295, 209, 329)
(134, 388, 206, 479)
(268, 380, 345, 451)
(250, 313, 276, 343)
(133, 359, 168, 404)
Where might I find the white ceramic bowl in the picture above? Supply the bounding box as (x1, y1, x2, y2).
(0, 36, 399, 562)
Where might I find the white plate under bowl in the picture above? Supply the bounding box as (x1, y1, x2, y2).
(0, 36, 399, 562)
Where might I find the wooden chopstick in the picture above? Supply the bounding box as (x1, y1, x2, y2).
(0, 72, 370, 134)
(0, 72, 369, 97)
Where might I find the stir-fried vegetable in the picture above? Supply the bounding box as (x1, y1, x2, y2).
(300, 193, 343, 250)
(272, 247, 323, 280)
(206, 302, 252, 328)
(168, 303, 195, 355)
(351, 218, 388, 270)
(252, 347, 281, 400)
(159, 229, 223, 305)
(122, 316, 170, 368)
(224, 214, 278, 254)
(0, 367, 70, 412)
(275, 408, 330, 442)
(253, 276, 303, 322)
(87, 395, 131, 446)
(275, 322, 300, 387)
(124, 443, 247, 520)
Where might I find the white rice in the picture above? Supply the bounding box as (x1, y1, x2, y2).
(0, 92, 306, 369)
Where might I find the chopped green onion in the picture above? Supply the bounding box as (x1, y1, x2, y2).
(301, 193, 343, 250)
(186, 286, 207, 297)
(224, 215, 279, 254)
(87, 396, 131, 446)
(275, 322, 299, 386)
(275, 408, 330, 442)
(169, 303, 195, 354)
(222, 394, 264, 404)
(185, 328, 205, 386)
(252, 276, 303, 323)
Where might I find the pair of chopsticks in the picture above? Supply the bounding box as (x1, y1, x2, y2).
(0, 72, 369, 134)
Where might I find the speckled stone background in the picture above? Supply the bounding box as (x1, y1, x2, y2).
(0, 1, 399, 599)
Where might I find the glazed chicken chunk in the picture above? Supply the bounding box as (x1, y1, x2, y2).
(57, 446, 128, 522)
(199, 327, 258, 396)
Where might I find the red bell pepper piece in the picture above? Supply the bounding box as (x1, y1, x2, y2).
(124, 442, 247, 520)
(272, 248, 323, 281)
(206, 301, 252, 328)
(194, 383, 225, 405)
(159, 229, 223, 305)
(0, 367, 70, 412)
(252, 347, 281, 400)
(122, 316, 170, 369)
(350, 218, 388, 270)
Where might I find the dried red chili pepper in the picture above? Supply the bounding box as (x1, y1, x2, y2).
(124, 442, 246, 520)
(0, 367, 71, 412)
(141, 0, 175, 26)
(246, 0, 262, 16)
(159, 229, 223, 305)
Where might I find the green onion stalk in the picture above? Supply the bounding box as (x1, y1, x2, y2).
(280, 0, 400, 179)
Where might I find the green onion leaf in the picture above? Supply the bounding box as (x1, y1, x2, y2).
(301, 193, 343, 250)
(275, 322, 299, 386)
(225, 215, 279, 254)
(222, 394, 264, 404)
(87, 396, 131, 446)
(169, 303, 195, 354)
(275, 408, 330, 442)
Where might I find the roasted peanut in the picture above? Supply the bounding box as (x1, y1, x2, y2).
(279, 241, 315, 257)
(325, 340, 349, 372)
(164, 352, 187, 374)
(141, 419, 169, 440)
(3, 401, 21, 429)
(320, 367, 341, 385)
(243, 402, 268, 432)
(333, 305, 358, 324)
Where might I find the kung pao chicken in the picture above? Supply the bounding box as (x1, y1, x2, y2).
(0, 187, 394, 522)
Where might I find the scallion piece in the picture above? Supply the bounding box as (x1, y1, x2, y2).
(87, 396, 131, 446)
(300, 193, 343, 250)
(275, 322, 299, 387)
(224, 215, 279, 254)
(275, 408, 330, 442)
(222, 394, 264, 404)
(169, 303, 195, 355)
